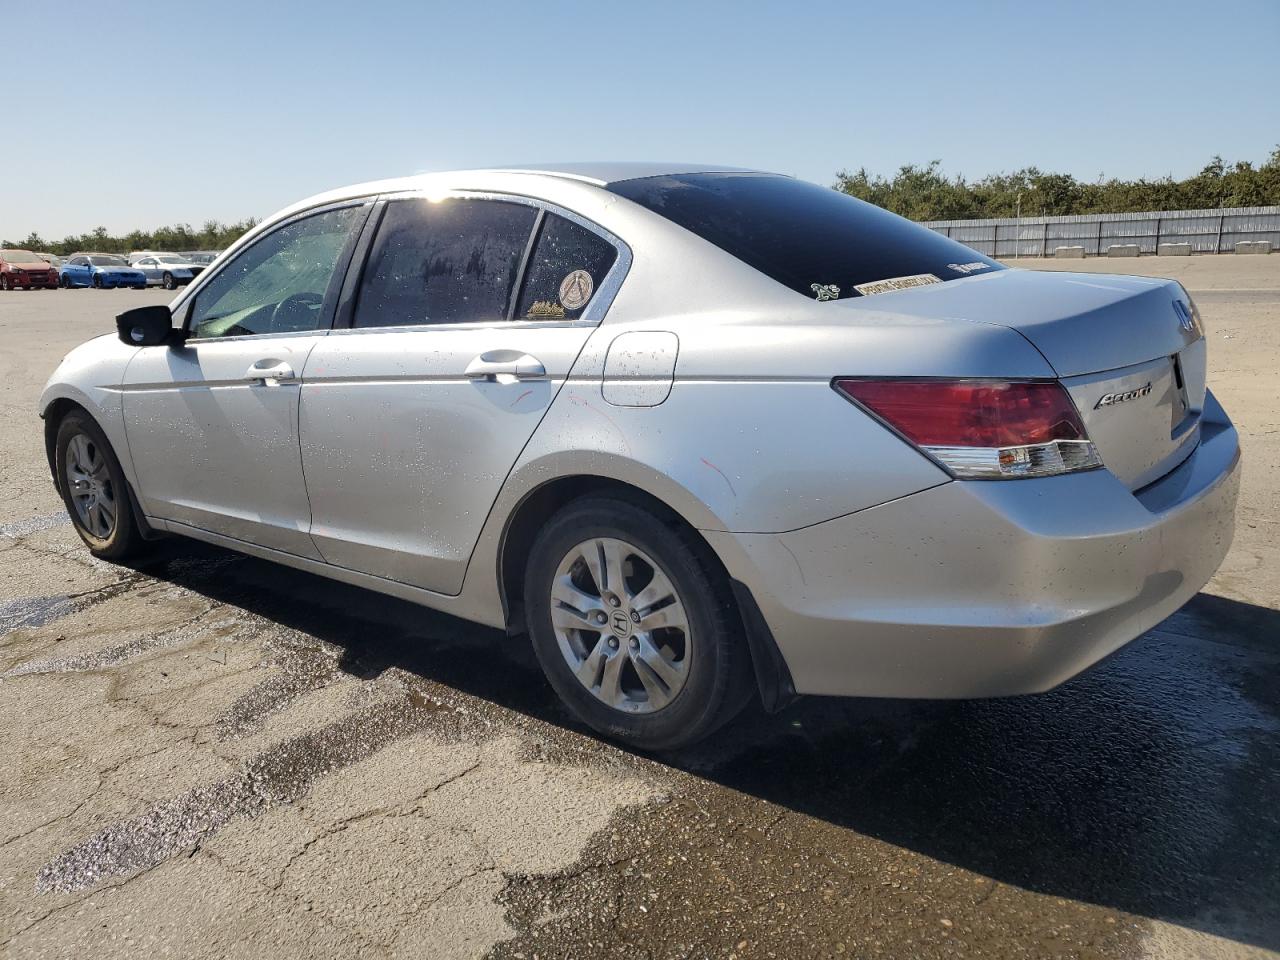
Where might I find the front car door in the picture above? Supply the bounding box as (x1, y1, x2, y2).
(121, 201, 370, 557)
(136, 257, 159, 284)
(65, 256, 90, 286)
(299, 193, 627, 595)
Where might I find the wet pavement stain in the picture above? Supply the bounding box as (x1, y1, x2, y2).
(0, 595, 78, 635)
(36, 680, 447, 894)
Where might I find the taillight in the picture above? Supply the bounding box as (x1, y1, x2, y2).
(833, 378, 1102, 480)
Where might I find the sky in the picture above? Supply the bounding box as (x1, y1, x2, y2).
(4, 0, 1278, 241)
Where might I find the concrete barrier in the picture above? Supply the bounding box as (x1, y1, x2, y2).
(1234, 240, 1272, 254)
(1158, 243, 1192, 256)
(1106, 244, 1142, 257)
(1053, 246, 1086, 258)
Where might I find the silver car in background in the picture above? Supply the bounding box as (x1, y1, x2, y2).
(130, 253, 206, 289)
(38, 164, 1240, 749)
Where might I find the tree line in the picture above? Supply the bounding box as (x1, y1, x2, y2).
(834, 149, 1280, 222)
(2, 219, 258, 256)
(6, 150, 1278, 252)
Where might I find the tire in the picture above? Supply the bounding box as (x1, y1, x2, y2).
(0, 275, 9, 291)
(59, 274, 69, 288)
(162, 272, 176, 290)
(54, 411, 149, 562)
(92, 274, 103, 289)
(524, 496, 753, 751)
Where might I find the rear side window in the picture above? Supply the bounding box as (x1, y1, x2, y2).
(354, 198, 537, 328)
(515, 213, 618, 320)
(608, 173, 1003, 301)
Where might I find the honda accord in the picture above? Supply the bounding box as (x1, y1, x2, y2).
(38, 164, 1240, 749)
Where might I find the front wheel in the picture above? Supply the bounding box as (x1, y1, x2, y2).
(524, 496, 753, 751)
(161, 271, 176, 290)
(0, 275, 9, 291)
(58, 274, 70, 288)
(92, 274, 103, 289)
(55, 412, 149, 562)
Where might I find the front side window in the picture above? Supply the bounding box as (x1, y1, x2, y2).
(515, 213, 618, 320)
(189, 205, 362, 339)
(608, 173, 1003, 302)
(353, 197, 537, 328)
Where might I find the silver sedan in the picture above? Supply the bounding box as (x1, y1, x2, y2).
(38, 164, 1240, 749)
(131, 254, 204, 290)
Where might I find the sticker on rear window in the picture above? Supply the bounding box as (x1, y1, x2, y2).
(810, 283, 841, 301)
(558, 270, 594, 310)
(853, 273, 942, 297)
(526, 299, 566, 319)
(947, 261, 992, 274)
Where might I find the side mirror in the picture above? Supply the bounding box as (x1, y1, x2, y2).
(116, 305, 182, 347)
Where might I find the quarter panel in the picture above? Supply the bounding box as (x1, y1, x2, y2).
(505, 378, 950, 534)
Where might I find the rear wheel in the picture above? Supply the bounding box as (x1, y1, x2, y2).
(55, 412, 149, 562)
(524, 496, 753, 750)
(0, 275, 9, 291)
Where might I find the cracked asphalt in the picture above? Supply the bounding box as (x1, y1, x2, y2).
(1, 256, 1278, 960)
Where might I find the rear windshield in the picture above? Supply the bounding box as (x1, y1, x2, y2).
(608, 173, 1003, 301)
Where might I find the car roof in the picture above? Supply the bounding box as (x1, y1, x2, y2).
(465, 162, 764, 186)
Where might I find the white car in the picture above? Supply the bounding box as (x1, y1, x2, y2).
(38, 164, 1240, 749)
(131, 254, 205, 290)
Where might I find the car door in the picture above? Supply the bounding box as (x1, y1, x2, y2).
(299, 194, 626, 595)
(136, 258, 158, 284)
(121, 201, 371, 557)
(65, 256, 89, 286)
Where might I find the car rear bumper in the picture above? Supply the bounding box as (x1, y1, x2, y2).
(706, 389, 1241, 699)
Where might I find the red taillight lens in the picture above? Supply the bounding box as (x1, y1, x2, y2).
(833, 379, 1087, 447)
(833, 378, 1101, 479)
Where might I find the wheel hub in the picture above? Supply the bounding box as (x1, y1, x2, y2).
(550, 537, 691, 715)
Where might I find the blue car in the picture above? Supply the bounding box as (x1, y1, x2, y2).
(59, 254, 147, 289)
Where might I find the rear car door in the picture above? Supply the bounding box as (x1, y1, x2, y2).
(121, 201, 370, 557)
(299, 193, 625, 595)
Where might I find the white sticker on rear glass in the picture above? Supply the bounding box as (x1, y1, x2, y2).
(810, 283, 841, 301)
(853, 273, 942, 297)
(947, 261, 991, 274)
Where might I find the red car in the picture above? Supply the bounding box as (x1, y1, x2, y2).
(0, 249, 59, 290)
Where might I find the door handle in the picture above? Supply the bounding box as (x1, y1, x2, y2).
(244, 360, 296, 383)
(464, 352, 547, 383)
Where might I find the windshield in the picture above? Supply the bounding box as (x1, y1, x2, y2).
(88, 256, 128, 267)
(1, 250, 40, 261)
(156, 255, 187, 263)
(608, 173, 1003, 301)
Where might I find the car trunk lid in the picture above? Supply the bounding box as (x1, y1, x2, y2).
(840, 269, 1207, 488)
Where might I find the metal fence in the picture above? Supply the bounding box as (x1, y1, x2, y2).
(921, 206, 1280, 257)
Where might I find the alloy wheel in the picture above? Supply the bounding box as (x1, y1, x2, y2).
(64, 432, 117, 540)
(550, 537, 691, 714)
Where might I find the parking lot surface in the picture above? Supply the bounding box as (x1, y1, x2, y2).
(1, 257, 1278, 959)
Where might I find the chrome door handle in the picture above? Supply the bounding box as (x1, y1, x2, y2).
(244, 360, 296, 383)
(464, 352, 547, 382)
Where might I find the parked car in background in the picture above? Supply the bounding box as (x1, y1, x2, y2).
(37, 164, 1240, 749)
(59, 254, 147, 289)
(180, 251, 221, 265)
(131, 253, 206, 289)
(34, 252, 64, 271)
(0, 249, 59, 290)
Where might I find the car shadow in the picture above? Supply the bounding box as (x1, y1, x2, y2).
(130, 541, 1280, 952)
